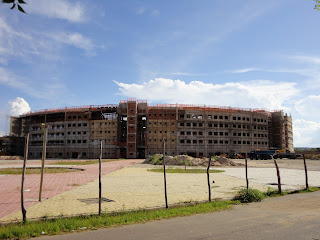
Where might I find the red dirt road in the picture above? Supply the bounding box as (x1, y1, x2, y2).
(0, 159, 142, 220)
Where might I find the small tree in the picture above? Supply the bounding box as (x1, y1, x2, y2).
(183, 159, 192, 170)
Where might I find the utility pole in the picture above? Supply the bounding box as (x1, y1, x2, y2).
(39, 123, 48, 202)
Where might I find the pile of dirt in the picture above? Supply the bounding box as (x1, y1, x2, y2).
(0, 156, 24, 160)
(144, 155, 244, 167)
(144, 155, 195, 166)
(216, 156, 241, 166)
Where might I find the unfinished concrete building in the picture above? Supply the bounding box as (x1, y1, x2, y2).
(10, 99, 294, 159)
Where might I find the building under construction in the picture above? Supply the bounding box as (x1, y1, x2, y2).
(10, 99, 294, 159)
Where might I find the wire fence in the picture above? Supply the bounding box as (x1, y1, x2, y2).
(0, 152, 319, 224)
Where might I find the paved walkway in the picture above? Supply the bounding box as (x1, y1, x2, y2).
(1, 165, 268, 222)
(0, 159, 142, 221)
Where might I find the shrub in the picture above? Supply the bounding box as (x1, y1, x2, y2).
(151, 154, 163, 165)
(264, 187, 282, 197)
(233, 188, 265, 203)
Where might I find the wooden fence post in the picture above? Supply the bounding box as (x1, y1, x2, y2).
(245, 153, 249, 190)
(207, 156, 212, 202)
(21, 133, 29, 223)
(99, 140, 102, 215)
(163, 139, 168, 208)
(303, 154, 309, 190)
(39, 123, 47, 202)
(274, 159, 281, 194)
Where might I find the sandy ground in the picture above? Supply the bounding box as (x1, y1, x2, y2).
(0, 158, 319, 223)
(1, 164, 268, 222)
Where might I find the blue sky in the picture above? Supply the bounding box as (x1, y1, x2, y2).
(0, 0, 320, 147)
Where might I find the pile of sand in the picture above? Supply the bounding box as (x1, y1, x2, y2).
(144, 155, 244, 167)
(215, 156, 242, 166)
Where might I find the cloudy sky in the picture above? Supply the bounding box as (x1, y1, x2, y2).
(0, 0, 319, 147)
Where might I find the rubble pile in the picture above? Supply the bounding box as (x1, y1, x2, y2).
(144, 155, 244, 167)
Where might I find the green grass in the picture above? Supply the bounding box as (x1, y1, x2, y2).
(147, 168, 224, 174)
(288, 187, 320, 193)
(0, 168, 81, 175)
(264, 186, 320, 197)
(0, 201, 235, 239)
(52, 159, 127, 165)
(233, 188, 265, 203)
(233, 187, 320, 203)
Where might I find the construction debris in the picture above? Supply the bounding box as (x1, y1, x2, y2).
(143, 155, 244, 167)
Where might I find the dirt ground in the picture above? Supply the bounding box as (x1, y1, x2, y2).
(232, 158, 320, 171)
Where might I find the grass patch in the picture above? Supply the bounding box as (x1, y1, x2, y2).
(233, 188, 265, 203)
(147, 168, 224, 174)
(0, 201, 235, 239)
(0, 168, 81, 175)
(52, 159, 127, 165)
(264, 187, 285, 197)
(264, 187, 320, 198)
(287, 186, 320, 194)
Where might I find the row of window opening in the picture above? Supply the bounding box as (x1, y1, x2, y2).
(67, 115, 88, 119)
(68, 123, 88, 127)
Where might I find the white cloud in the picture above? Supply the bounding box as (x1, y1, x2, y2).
(7, 97, 31, 116)
(165, 72, 207, 76)
(293, 119, 320, 147)
(0, 97, 31, 136)
(151, 9, 160, 16)
(0, 57, 8, 65)
(0, 67, 66, 100)
(136, 7, 146, 15)
(290, 55, 320, 65)
(0, 17, 32, 58)
(135, 7, 159, 16)
(114, 78, 298, 110)
(0, 16, 97, 64)
(0, 67, 38, 96)
(231, 68, 259, 73)
(295, 95, 320, 120)
(26, 0, 87, 23)
(48, 32, 95, 54)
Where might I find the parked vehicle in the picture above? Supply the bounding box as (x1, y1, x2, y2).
(248, 150, 278, 160)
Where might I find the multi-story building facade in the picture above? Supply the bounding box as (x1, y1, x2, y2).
(9, 99, 294, 159)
